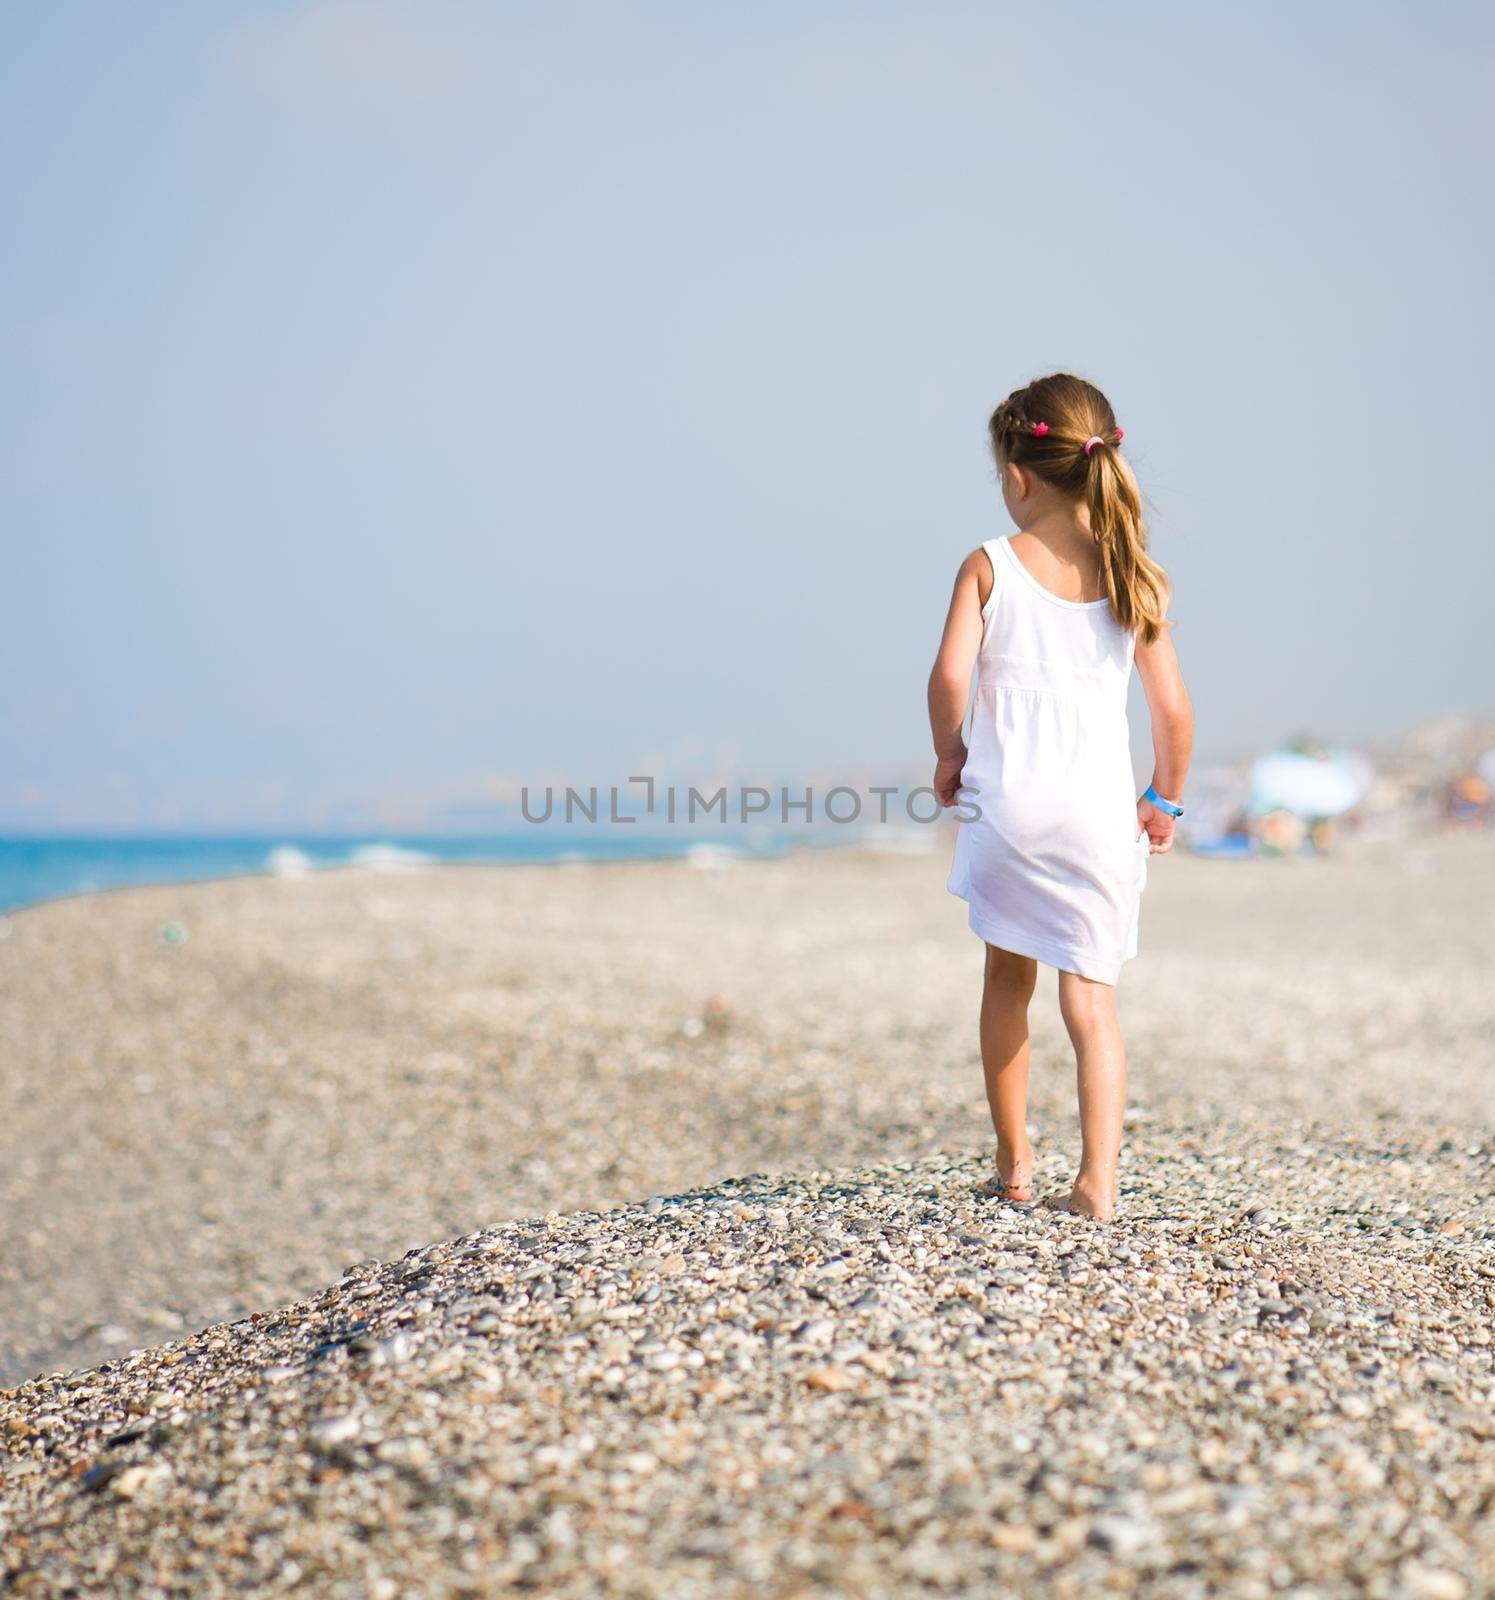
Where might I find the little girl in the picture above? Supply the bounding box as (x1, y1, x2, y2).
(928, 373, 1194, 1221)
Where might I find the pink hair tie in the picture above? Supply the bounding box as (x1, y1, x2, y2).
(1032, 422, 1048, 437)
(1083, 434, 1105, 455)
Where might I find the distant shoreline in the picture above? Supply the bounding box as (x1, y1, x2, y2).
(0, 828, 940, 917)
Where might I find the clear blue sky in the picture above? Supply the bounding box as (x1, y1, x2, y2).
(3, 1, 1492, 829)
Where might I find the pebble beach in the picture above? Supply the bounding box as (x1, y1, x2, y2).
(2, 835, 1492, 1596)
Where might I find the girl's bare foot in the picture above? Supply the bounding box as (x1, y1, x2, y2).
(976, 1147, 1034, 1203)
(1042, 1179, 1115, 1222)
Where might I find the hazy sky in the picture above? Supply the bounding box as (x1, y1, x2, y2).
(3, 1, 1492, 829)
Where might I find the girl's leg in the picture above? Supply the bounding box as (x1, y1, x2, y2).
(979, 944, 1038, 1200)
(1052, 970, 1127, 1221)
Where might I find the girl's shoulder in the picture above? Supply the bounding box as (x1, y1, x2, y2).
(957, 542, 1000, 613)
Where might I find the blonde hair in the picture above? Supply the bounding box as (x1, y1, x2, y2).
(989, 373, 1171, 644)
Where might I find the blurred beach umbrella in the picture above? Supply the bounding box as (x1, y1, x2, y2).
(1249, 749, 1373, 820)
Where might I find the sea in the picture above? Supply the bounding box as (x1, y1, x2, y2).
(0, 831, 827, 916)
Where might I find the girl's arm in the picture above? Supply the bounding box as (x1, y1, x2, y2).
(927, 550, 990, 806)
(1133, 629, 1194, 853)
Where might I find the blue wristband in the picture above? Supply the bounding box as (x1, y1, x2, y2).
(1143, 785, 1184, 818)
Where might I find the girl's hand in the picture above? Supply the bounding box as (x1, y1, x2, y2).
(1137, 798, 1177, 855)
(934, 746, 968, 807)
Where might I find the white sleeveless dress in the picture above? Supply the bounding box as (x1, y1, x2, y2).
(947, 535, 1150, 984)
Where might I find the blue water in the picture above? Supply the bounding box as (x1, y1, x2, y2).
(0, 832, 800, 915)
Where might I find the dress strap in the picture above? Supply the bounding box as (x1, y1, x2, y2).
(980, 538, 1003, 623)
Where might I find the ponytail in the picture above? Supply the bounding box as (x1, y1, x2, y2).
(1084, 444, 1171, 645)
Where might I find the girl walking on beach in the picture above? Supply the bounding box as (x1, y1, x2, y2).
(929, 373, 1194, 1221)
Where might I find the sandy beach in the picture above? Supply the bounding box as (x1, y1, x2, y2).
(2, 836, 1492, 1594)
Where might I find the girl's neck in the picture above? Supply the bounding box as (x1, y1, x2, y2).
(1008, 502, 1104, 602)
(1012, 504, 1094, 554)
